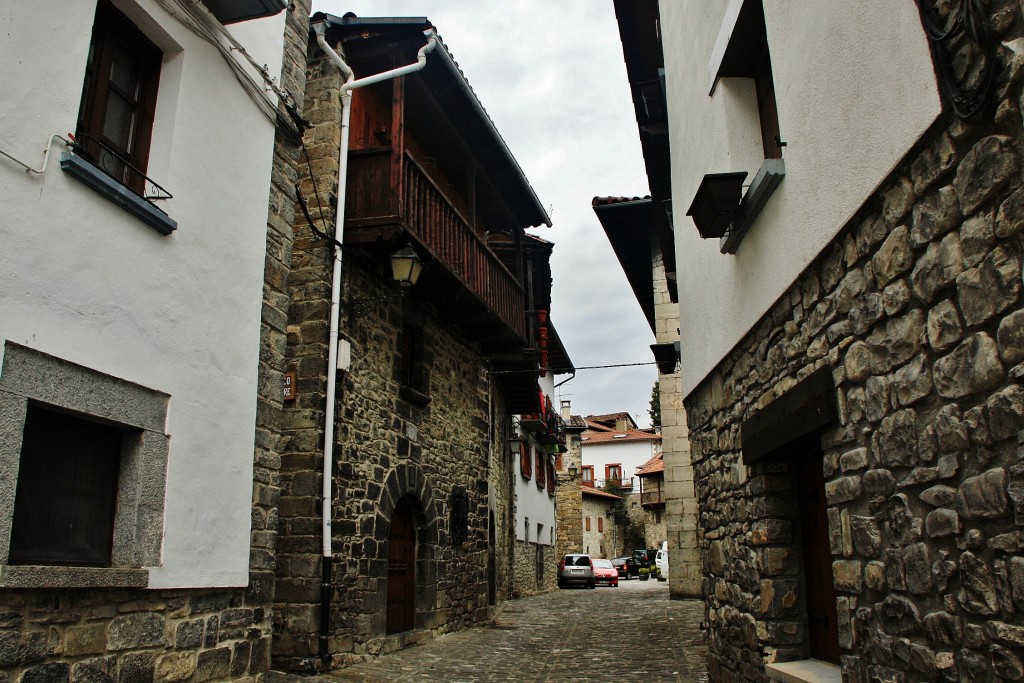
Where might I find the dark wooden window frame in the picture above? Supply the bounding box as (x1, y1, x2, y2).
(76, 0, 162, 195)
(535, 450, 546, 488)
(581, 465, 594, 485)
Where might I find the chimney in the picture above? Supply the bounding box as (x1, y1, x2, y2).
(615, 416, 627, 432)
(560, 400, 571, 421)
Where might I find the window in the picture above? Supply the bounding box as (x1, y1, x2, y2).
(606, 464, 623, 487)
(597, 517, 603, 533)
(76, 0, 162, 194)
(449, 487, 468, 547)
(520, 442, 532, 479)
(585, 517, 591, 532)
(546, 461, 555, 495)
(10, 407, 124, 566)
(581, 465, 594, 486)
(536, 450, 546, 488)
(0, 343, 169, 587)
(397, 323, 430, 407)
(524, 517, 529, 543)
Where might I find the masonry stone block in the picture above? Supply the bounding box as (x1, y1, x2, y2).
(953, 135, 1020, 214)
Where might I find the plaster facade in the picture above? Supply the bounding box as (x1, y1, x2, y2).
(0, 0, 310, 679)
(661, 0, 942, 395)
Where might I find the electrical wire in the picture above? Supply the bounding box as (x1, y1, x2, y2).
(294, 135, 342, 252)
(488, 361, 657, 376)
(153, 0, 301, 135)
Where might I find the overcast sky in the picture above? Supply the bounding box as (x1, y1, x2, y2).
(310, 0, 658, 426)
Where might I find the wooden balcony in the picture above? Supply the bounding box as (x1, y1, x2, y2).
(641, 490, 665, 507)
(344, 149, 527, 347)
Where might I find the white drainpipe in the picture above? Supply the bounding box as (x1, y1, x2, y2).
(310, 20, 437, 663)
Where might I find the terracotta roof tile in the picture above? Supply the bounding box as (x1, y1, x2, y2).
(581, 485, 622, 500)
(581, 430, 660, 446)
(637, 453, 664, 476)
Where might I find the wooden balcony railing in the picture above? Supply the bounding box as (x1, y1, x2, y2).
(641, 490, 665, 506)
(401, 153, 526, 340)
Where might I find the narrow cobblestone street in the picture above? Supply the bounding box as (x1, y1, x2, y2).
(269, 579, 707, 682)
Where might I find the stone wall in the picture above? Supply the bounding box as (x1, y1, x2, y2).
(511, 541, 556, 596)
(685, 3, 1024, 680)
(654, 240, 702, 598)
(554, 431, 584, 561)
(274, 46, 516, 670)
(0, 5, 310, 682)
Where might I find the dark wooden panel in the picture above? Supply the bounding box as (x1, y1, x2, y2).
(741, 365, 838, 465)
(386, 499, 416, 634)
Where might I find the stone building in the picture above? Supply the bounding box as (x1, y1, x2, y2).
(0, 1, 307, 681)
(581, 487, 623, 559)
(616, 0, 1024, 680)
(273, 13, 566, 672)
(593, 191, 703, 598)
(637, 453, 667, 550)
(554, 403, 588, 562)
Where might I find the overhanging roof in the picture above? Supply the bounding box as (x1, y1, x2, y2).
(592, 196, 657, 333)
(310, 13, 551, 230)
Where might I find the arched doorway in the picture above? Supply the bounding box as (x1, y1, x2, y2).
(387, 497, 416, 634)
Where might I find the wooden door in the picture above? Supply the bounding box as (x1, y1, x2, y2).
(487, 511, 497, 606)
(793, 437, 840, 663)
(387, 499, 416, 634)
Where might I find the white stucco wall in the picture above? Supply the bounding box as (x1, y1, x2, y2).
(660, 0, 941, 396)
(514, 374, 558, 544)
(0, 0, 285, 587)
(581, 438, 658, 494)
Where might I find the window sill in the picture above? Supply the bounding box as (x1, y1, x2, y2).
(399, 385, 431, 408)
(719, 158, 785, 254)
(0, 564, 149, 589)
(765, 660, 841, 683)
(60, 151, 176, 235)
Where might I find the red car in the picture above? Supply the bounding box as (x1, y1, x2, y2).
(591, 558, 619, 587)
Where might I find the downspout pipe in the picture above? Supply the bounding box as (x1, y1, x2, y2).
(310, 20, 437, 665)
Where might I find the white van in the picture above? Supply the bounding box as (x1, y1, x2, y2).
(655, 541, 669, 579)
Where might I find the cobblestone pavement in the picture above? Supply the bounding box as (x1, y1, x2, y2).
(269, 577, 708, 682)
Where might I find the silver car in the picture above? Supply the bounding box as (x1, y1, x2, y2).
(557, 553, 595, 589)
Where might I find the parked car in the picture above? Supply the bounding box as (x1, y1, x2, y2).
(611, 556, 639, 579)
(558, 553, 595, 589)
(655, 542, 669, 579)
(591, 558, 619, 587)
(632, 548, 658, 568)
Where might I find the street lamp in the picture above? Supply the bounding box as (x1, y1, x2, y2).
(567, 463, 578, 478)
(389, 244, 422, 287)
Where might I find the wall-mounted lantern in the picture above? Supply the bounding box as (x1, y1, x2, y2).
(389, 244, 423, 288)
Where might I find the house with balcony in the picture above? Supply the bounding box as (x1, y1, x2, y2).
(614, 0, 1024, 680)
(578, 412, 661, 553)
(636, 452, 666, 548)
(274, 13, 572, 671)
(0, 0, 305, 680)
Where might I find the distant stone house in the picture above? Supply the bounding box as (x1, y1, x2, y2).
(0, 0, 305, 681)
(581, 486, 623, 559)
(274, 12, 568, 672)
(618, 0, 1024, 681)
(636, 452, 667, 549)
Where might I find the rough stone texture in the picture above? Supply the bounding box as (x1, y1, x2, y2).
(271, 38, 533, 673)
(684, 5, 1024, 680)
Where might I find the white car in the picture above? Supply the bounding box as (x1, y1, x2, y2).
(655, 542, 669, 579)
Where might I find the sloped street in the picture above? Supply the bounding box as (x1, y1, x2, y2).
(268, 579, 707, 682)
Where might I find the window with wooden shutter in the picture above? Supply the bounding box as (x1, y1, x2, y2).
(520, 441, 532, 479)
(585, 517, 591, 531)
(75, 0, 162, 195)
(536, 450, 545, 488)
(597, 517, 603, 533)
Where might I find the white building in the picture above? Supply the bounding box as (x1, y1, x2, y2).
(579, 413, 661, 495)
(0, 0, 302, 678)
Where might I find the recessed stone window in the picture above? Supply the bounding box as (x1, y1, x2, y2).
(0, 342, 169, 588)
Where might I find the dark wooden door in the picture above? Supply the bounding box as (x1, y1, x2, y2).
(387, 499, 416, 634)
(487, 511, 497, 606)
(794, 437, 840, 663)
